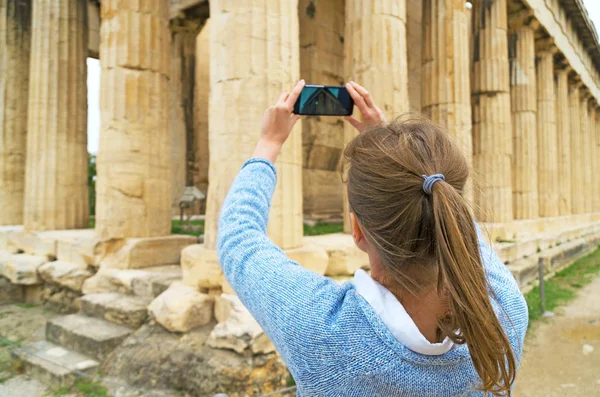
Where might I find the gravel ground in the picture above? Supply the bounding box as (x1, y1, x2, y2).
(514, 275, 600, 396)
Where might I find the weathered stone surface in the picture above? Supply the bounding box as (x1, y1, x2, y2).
(285, 244, 329, 276)
(181, 244, 223, 289)
(46, 313, 132, 362)
(2, 253, 46, 285)
(203, 0, 303, 251)
(40, 284, 81, 314)
(555, 68, 572, 215)
(343, 0, 410, 232)
(302, 169, 343, 219)
(103, 324, 289, 397)
(81, 268, 119, 295)
(194, 20, 210, 214)
(471, 0, 513, 222)
(12, 340, 99, 389)
(38, 260, 93, 291)
(208, 294, 274, 355)
(82, 292, 152, 328)
(406, 0, 422, 112)
(99, 235, 196, 270)
(569, 83, 584, 214)
(304, 233, 370, 276)
(509, 24, 538, 220)
(0, 0, 31, 226)
(536, 46, 559, 217)
(0, 276, 23, 304)
(24, 0, 89, 231)
(149, 281, 213, 333)
(96, 0, 172, 239)
(0, 226, 22, 253)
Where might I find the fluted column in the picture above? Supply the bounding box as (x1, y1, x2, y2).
(535, 44, 559, 217)
(508, 23, 537, 219)
(471, 0, 513, 222)
(170, 19, 205, 215)
(422, 0, 472, 201)
(96, 0, 171, 239)
(555, 66, 571, 215)
(0, 0, 31, 225)
(593, 107, 600, 212)
(580, 90, 593, 213)
(569, 81, 584, 214)
(343, 0, 409, 233)
(204, 0, 302, 250)
(24, 0, 88, 231)
(194, 20, 210, 211)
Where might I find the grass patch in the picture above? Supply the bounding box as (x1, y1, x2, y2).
(14, 303, 38, 309)
(524, 247, 600, 322)
(303, 222, 343, 236)
(50, 378, 108, 397)
(171, 219, 205, 237)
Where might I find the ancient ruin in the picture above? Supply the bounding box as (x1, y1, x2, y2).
(2, 0, 600, 395)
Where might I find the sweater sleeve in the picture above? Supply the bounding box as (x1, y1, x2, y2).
(217, 158, 347, 368)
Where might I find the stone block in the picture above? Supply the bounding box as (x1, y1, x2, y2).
(81, 269, 120, 295)
(304, 233, 369, 276)
(0, 276, 23, 304)
(38, 261, 93, 292)
(7, 229, 38, 254)
(12, 340, 99, 388)
(46, 314, 132, 362)
(0, 226, 21, 253)
(25, 285, 43, 305)
(148, 281, 214, 333)
(81, 293, 151, 328)
(3, 254, 47, 285)
(285, 244, 329, 275)
(100, 235, 196, 270)
(207, 294, 274, 355)
(181, 244, 223, 289)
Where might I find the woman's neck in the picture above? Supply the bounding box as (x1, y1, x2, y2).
(370, 261, 449, 344)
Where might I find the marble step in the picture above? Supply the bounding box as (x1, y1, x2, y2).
(11, 340, 99, 388)
(46, 314, 132, 362)
(81, 293, 152, 328)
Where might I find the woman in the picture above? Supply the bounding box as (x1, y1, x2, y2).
(217, 80, 528, 396)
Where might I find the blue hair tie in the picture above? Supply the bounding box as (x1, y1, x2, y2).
(422, 174, 445, 195)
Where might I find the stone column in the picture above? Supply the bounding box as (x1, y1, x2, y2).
(579, 90, 593, 214)
(194, 20, 210, 212)
(569, 81, 584, 214)
(24, 0, 88, 231)
(299, 0, 345, 219)
(0, 0, 31, 225)
(471, 0, 513, 222)
(535, 43, 559, 217)
(594, 107, 600, 213)
(203, 0, 303, 250)
(508, 22, 537, 219)
(170, 18, 205, 215)
(555, 66, 572, 215)
(343, 0, 410, 233)
(96, 0, 171, 239)
(422, 0, 472, 201)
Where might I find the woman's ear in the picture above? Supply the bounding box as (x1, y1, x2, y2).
(351, 213, 368, 252)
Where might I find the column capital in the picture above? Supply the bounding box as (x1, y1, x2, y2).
(508, 9, 539, 31)
(535, 37, 557, 54)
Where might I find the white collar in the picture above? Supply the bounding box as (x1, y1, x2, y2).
(353, 269, 454, 356)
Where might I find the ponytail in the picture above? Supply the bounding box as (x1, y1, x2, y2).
(432, 181, 516, 395)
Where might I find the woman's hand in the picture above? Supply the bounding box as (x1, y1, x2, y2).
(253, 80, 305, 163)
(344, 81, 387, 133)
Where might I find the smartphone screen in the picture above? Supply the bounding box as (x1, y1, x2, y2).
(293, 85, 354, 116)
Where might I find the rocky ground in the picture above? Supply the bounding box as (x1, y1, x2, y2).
(514, 275, 600, 396)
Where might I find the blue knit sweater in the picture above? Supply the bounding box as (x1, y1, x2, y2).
(217, 158, 529, 397)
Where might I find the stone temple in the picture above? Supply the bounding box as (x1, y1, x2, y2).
(1, 0, 600, 395)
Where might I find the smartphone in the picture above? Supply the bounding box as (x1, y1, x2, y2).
(293, 85, 354, 116)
